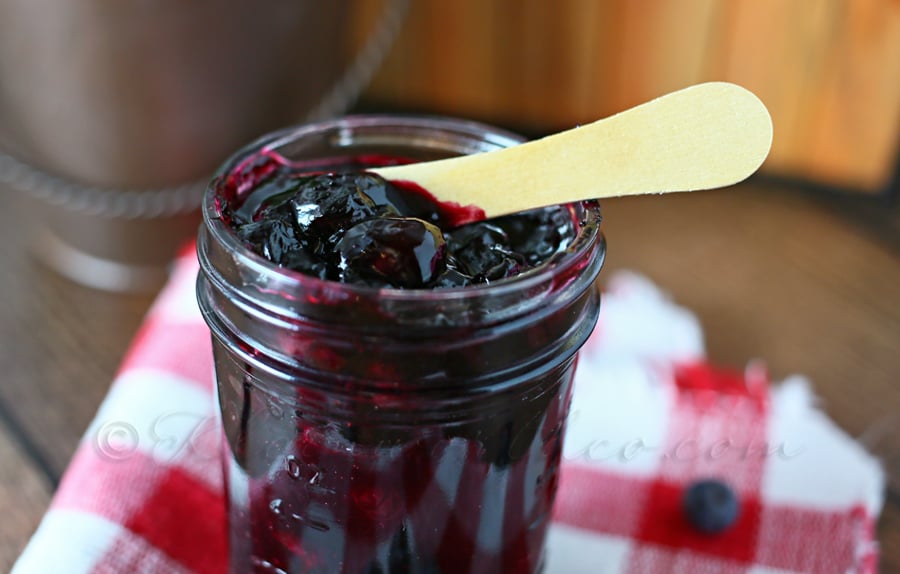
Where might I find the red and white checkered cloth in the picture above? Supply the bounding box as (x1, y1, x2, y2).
(14, 249, 885, 573)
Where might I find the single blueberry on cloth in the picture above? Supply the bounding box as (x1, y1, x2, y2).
(682, 479, 741, 534)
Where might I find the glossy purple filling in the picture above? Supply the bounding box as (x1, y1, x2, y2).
(216, 151, 575, 289)
(212, 150, 588, 573)
(219, 372, 572, 573)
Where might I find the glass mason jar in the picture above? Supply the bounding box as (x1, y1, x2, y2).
(196, 116, 605, 574)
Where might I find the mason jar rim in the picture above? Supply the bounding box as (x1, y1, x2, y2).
(200, 114, 603, 308)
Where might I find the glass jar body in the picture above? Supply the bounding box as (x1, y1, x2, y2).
(196, 116, 605, 573)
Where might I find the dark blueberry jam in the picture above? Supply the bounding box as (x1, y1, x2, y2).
(216, 151, 575, 289)
(216, 348, 574, 574)
(201, 139, 603, 574)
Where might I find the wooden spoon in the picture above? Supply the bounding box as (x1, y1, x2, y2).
(371, 82, 772, 222)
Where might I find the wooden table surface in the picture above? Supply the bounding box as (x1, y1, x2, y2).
(1, 179, 897, 571)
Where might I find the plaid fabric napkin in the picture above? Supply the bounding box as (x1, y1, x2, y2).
(14, 249, 884, 574)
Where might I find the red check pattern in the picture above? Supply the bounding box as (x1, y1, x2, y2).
(13, 251, 884, 574)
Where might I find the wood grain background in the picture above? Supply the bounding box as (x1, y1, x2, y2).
(352, 0, 900, 193)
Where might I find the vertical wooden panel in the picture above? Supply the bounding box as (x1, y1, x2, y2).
(355, 0, 428, 109)
(348, 0, 385, 55)
(612, 0, 721, 113)
(716, 0, 845, 176)
(554, 0, 625, 126)
(562, 0, 608, 122)
(805, 0, 900, 190)
(716, 0, 794, 173)
(494, 0, 557, 125)
(440, 2, 498, 117)
(489, 0, 529, 124)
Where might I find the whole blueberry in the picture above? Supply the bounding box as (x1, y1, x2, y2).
(337, 217, 447, 288)
(682, 479, 740, 534)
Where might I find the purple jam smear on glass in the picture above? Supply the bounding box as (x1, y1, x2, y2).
(217, 151, 575, 289)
